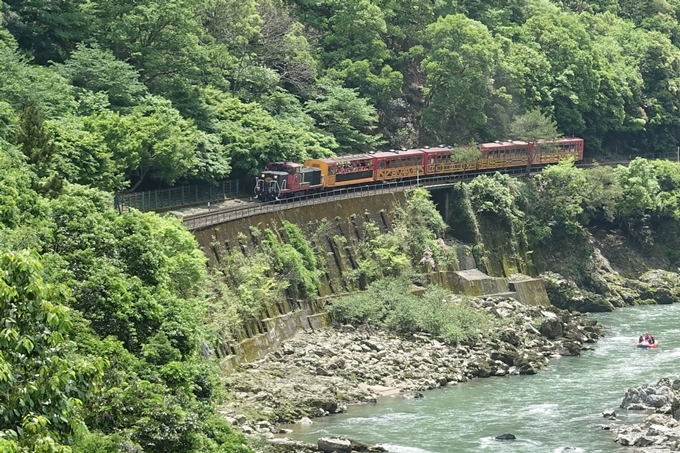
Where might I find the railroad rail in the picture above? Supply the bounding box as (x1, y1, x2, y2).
(183, 161, 624, 231)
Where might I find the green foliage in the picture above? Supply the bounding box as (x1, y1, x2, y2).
(87, 96, 199, 190)
(421, 14, 501, 144)
(509, 109, 562, 142)
(526, 159, 588, 243)
(0, 34, 76, 118)
(330, 280, 497, 343)
(467, 173, 526, 233)
(264, 224, 321, 298)
(613, 158, 660, 217)
(72, 431, 141, 453)
(451, 144, 482, 168)
(203, 87, 335, 177)
(583, 164, 624, 223)
(0, 250, 105, 451)
(208, 250, 283, 341)
(56, 44, 148, 109)
(47, 116, 125, 192)
(305, 79, 383, 154)
(3, 0, 91, 64)
(395, 189, 452, 268)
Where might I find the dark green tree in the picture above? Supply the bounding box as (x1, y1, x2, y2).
(421, 14, 501, 144)
(306, 80, 383, 154)
(509, 109, 562, 142)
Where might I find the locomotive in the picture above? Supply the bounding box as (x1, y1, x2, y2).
(254, 137, 584, 201)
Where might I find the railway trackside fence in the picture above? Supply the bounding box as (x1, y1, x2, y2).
(114, 179, 254, 213)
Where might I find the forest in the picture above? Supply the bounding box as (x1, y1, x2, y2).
(3, 0, 680, 191)
(4, 0, 680, 452)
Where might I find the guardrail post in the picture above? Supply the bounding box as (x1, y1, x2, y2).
(236, 180, 240, 195)
(195, 185, 198, 202)
(222, 180, 225, 199)
(154, 190, 158, 209)
(182, 186, 185, 205)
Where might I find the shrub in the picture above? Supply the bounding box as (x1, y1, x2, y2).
(330, 280, 497, 343)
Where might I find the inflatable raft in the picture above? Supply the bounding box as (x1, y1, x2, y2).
(637, 342, 659, 349)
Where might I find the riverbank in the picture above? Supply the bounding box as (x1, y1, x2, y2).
(218, 293, 603, 451)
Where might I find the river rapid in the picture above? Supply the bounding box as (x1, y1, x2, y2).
(286, 303, 680, 453)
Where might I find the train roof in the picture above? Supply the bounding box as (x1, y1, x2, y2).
(528, 137, 583, 143)
(373, 149, 426, 158)
(310, 154, 374, 164)
(478, 140, 529, 149)
(268, 161, 303, 168)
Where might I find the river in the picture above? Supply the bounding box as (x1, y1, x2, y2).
(286, 303, 680, 452)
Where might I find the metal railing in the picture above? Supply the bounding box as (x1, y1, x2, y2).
(114, 179, 254, 212)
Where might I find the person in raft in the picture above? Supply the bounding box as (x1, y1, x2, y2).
(639, 333, 655, 345)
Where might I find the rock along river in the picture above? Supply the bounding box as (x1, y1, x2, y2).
(285, 303, 680, 453)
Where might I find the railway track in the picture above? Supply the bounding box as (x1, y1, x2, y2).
(183, 159, 635, 230)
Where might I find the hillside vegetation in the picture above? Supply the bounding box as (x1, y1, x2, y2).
(3, 0, 680, 191)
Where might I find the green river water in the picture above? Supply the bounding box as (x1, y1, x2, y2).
(287, 303, 680, 452)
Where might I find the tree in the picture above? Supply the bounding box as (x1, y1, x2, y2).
(202, 87, 334, 177)
(2, 0, 91, 64)
(517, 13, 599, 138)
(0, 250, 104, 451)
(56, 44, 148, 109)
(451, 144, 482, 169)
(16, 102, 63, 194)
(583, 164, 623, 224)
(47, 116, 126, 192)
(305, 80, 383, 154)
(421, 14, 501, 144)
(509, 109, 562, 142)
(527, 159, 588, 243)
(0, 28, 76, 118)
(88, 96, 198, 191)
(91, 0, 204, 94)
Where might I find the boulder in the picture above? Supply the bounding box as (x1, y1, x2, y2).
(538, 311, 564, 339)
(621, 379, 676, 410)
(318, 437, 352, 453)
(495, 433, 516, 440)
(541, 272, 615, 312)
(268, 438, 317, 452)
(639, 270, 680, 305)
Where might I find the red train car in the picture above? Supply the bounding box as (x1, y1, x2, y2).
(254, 162, 323, 201)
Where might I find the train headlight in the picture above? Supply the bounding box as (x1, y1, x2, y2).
(274, 175, 278, 179)
(261, 173, 265, 178)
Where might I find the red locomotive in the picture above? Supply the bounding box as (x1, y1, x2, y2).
(254, 138, 584, 201)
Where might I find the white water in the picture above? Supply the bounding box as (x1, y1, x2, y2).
(286, 303, 680, 452)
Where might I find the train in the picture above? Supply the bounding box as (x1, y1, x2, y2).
(253, 137, 584, 201)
